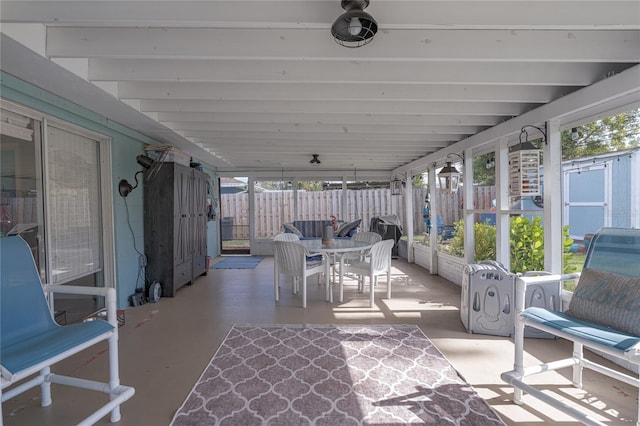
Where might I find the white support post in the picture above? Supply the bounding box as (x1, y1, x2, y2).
(404, 171, 414, 263)
(543, 119, 563, 274)
(341, 177, 348, 221)
(496, 137, 510, 267)
(631, 150, 640, 229)
(463, 148, 474, 264)
(248, 177, 255, 255)
(293, 179, 299, 220)
(428, 166, 438, 274)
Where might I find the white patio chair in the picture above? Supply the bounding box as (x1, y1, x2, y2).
(338, 239, 394, 308)
(273, 232, 300, 242)
(338, 231, 383, 290)
(272, 241, 327, 308)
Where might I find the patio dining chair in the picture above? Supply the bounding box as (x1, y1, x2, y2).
(273, 232, 300, 242)
(338, 231, 383, 291)
(272, 240, 327, 308)
(338, 239, 394, 308)
(0, 236, 135, 425)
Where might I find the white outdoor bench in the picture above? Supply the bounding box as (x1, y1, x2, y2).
(501, 227, 640, 426)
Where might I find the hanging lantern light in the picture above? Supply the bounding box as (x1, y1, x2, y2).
(438, 153, 464, 193)
(390, 176, 404, 195)
(509, 125, 545, 197)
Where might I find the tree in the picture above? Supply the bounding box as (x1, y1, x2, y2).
(472, 153, 496, 186)
(562, 109, 640, 160)
(412, 173, 426, 189)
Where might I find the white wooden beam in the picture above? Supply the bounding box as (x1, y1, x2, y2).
(117, 81, 569, 104)
(47, 28, 640, 62)
(2, 1, 638, 30)
(140, 99, 534, 116)
(156, 112, 504, 126)
(162, 122, 484, 135)
(89, 58, 624, 86)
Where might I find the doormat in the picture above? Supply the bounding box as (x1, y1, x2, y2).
(211, 256, 264, 269)
(170, 324, 505, 425)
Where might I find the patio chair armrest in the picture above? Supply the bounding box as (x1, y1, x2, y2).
(626, 341, 640, 362)
(44, 285, 118, 327)
(514, 273, 580, 312)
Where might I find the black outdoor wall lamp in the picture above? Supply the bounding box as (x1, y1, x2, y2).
(118, 155, 155, 197)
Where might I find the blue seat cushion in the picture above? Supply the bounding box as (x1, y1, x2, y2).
(520, 307, 640, 352)
(1, 320, 114, 377)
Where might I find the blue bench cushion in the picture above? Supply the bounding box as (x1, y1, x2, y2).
(292, 220, 334, 238)
(1, 320, 114, 377)
(336, 219, 361, 237)
(521, 307, 640, 352)
(567, 268, 640, 336)
(282, 223, 303, 237)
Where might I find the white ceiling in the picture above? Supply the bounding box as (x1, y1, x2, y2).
(1, 1, 639, 175)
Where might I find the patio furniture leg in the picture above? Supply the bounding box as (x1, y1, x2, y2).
(386, 268, 391, 299)
(369, 274, 375, 308)
(274, 258, 280, 302)
(40, 367, 51, 407)
(572, 342, 584, 388)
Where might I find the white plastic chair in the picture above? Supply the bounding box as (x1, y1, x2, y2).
(273, 232, 300, 242)
(338, 239, 394, 308)
(338, 231, 383, 289)
(272, 241, 327, 308)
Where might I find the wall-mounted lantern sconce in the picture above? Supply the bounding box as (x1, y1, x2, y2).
(390, 176, 405, 195)
(438, 153, 464, 193)
(509, 124, 545, 197)
(118, 155, 155, 197)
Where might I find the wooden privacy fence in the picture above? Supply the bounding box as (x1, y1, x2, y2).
(221, 187, 496, 239)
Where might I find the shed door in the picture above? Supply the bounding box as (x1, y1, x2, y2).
(563, 164, 611, 241)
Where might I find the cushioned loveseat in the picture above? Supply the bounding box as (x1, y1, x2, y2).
(283, 219, 361, 239)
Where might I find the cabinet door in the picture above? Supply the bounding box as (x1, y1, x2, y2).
(174, 165, 191, 265)
(192, 172, 208, 258)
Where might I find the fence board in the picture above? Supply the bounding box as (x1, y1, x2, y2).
(221, 186, 497, 239)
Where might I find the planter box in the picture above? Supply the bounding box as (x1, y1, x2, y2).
(413, 243, 432, 271)
(436, 251, 465, 286)
(397, 239, 408, 259)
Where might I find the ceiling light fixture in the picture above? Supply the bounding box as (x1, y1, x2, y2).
(310, 154, 321, 165)
(331, 0, 378, 48)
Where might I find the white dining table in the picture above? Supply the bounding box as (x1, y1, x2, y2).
(297, 239, 373, 303)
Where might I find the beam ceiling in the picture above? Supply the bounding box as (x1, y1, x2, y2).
(1, 1, 639, 173)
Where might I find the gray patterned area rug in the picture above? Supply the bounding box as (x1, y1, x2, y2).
(171, 324, 505, 425)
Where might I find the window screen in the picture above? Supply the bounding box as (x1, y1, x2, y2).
(46, 126, 101, 284)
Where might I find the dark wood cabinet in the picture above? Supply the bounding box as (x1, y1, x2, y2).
(143, 162, 209, 297)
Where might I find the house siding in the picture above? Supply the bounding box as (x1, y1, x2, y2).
(2, 71, 164, 308)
